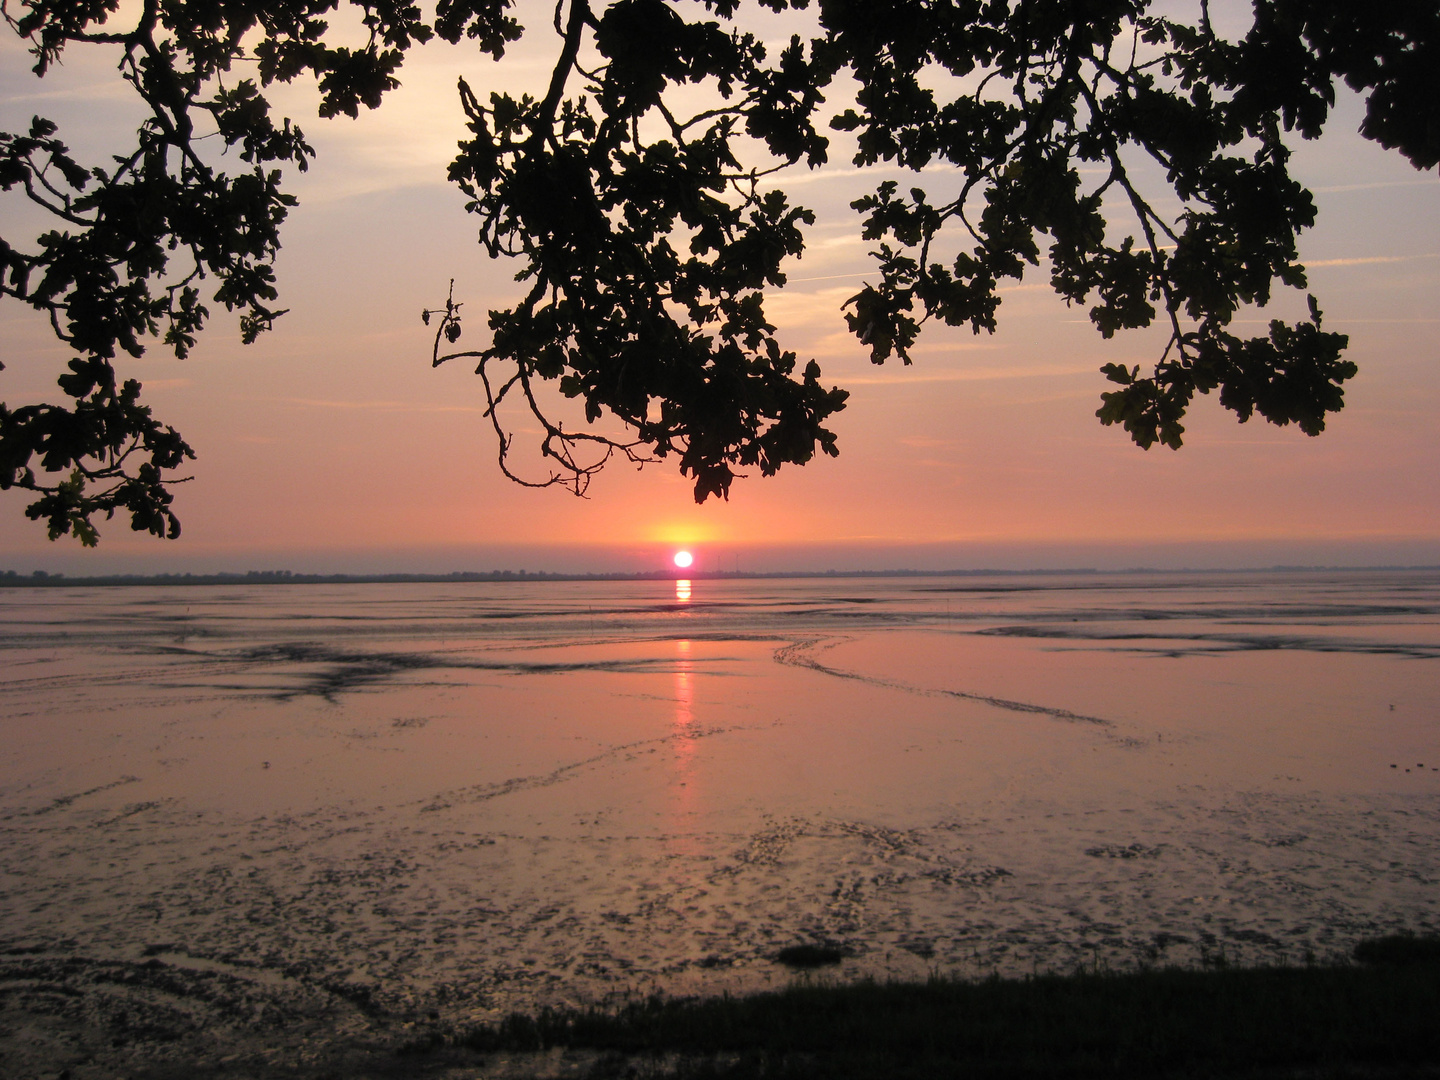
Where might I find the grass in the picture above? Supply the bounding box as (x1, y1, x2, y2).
(403, 934, 1440, 1079)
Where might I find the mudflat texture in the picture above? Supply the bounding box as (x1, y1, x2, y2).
(1, 571, 1438, 1077)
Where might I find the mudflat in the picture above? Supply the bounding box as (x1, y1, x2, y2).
(2, 571, 1437, 1077)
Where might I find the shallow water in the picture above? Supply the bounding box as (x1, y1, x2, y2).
(1, 570, 1438, 1073)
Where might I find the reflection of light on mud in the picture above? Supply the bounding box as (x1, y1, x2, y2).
(675, 639, 694, 727)
(668, 639, 700, 854)
(675, 579, 692, 602)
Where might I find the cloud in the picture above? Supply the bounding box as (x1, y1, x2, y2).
(899, 436, 959, 449)
(1307, 254, 1440, 267)
(785, 271, 868, 284)
(1062, 316, 1440, 326)
(1314, 180, 1438, 194)
(844, 364, 1096, 385)
(276, 398, 488, 414)
(760, 285, 858, 325)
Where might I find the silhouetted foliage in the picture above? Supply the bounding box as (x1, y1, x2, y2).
(3, 0, 1436, 540)
(1, 0, 521, 542)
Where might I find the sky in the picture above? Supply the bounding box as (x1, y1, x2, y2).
(2, 2, 1437, 575)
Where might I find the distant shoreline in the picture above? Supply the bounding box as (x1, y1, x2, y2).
(3, 565, 1438, 588)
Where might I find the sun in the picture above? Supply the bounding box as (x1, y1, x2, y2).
(673, 550, 694, 569)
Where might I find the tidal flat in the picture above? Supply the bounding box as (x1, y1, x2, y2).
(1, 570, 1437, 1077)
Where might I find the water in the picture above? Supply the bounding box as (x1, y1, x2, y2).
(1, 570, 1437, 1070)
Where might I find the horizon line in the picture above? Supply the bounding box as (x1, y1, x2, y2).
(4, 564, 1439, 588)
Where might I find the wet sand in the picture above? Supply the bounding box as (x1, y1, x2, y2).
(1, 572, 1437, 1076)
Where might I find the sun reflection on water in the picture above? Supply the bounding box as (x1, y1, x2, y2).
(667, 638, 700, 854)
(674, 639, 693, 728)
(675, 579, 692, 602)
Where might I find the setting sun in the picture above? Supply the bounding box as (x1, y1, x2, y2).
(673, 550, 694, 569)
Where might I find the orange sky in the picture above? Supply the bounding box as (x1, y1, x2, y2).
(2, 9, 1438, 574)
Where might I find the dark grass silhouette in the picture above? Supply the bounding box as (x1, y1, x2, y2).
(399, 935, 1440, 1079)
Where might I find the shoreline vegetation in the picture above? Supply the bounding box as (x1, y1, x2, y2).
(4, 565, 1440, 589)
(408, 940, 1440, 1080)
